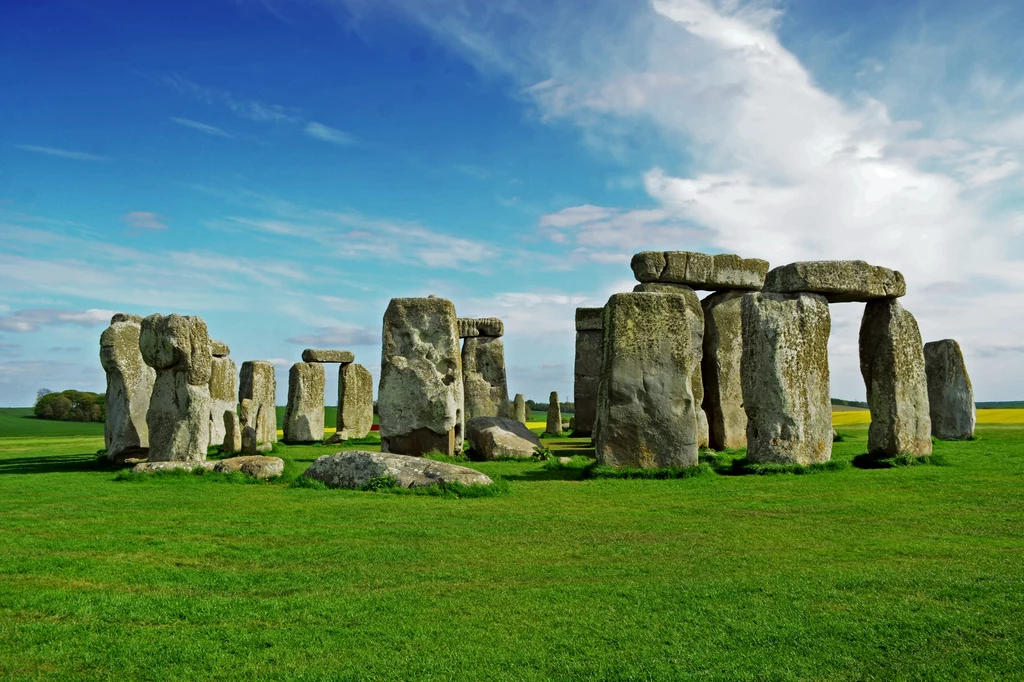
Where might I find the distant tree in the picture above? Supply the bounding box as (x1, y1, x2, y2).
(36, 388, 54, 401)
(34, 389, 105, 422)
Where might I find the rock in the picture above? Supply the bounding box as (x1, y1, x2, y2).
(633, 282, 697, 294)
(462, 336, 510, 421)
(301, 349, 355, 364)
(378, 297, 463, 457)
(283, 362, 325, 443)
(763, 261, 906, 303)
(692, 359, 708, 448)
(139, 313, 212, 386)
(457, 317, 504, 338)
(595, 290, 704, 468)
(239, 361, 277, 451)
(302, 451, 493, 489)
(223, 410, 241, 453)
(100, 314, 155, 461)
(211, 340, 230, 357)
(575, 307, 604, 332)
(574, 307, 604, 437)
(132, 460, 215, 474)
(213, 455, 284, 479)
(741, 293, 832, 465)
(466, 416, 542, 459)
(860, 300, 932, 455)
(832, 428, 839, 442)
(208, 356, 237, 447)
(557, 456, 572, 465)
(336, 362, 374, 440)
(546, 391, 563, 435)
(239, 398, 272, 454)
(924, 339, 976, 440)
(701, 291, 747, 450)
(513, 394, 527, 424)
(630, 251, 769, 291)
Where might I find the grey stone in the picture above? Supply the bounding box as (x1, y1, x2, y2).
(631, 251, 769, 291)
(457, 317, 504, 338)
(132, 460, 215, 474)
(860, 300, 932, 455)
(692, 359, 709, 448)
(378, 297, 463, 457)
(239, 361, 277, 450)
(462, 336, 510, 421)
(513, 394, 527, 424)
(100, 315, 155, 461)
(301, 349, 355, 364)
(139, 314, 212, 386)
(213, 455, 284, 479)
(302, 451, 493, 489)
(595, 290, 704, 468)
(283, 362, 325, 443)
(924, 339, 976, 440)
(466, 416, 542, 459)
(223, 410, 241, 454)
(574, 307, 603, 437)
(211, 340, 230, 357)
(337, 362, 374, 440)
(633, 282, 697, 294)
(546, 391, 562, 436)
(741, 293, 832, 465)
(575, 307, 604, 332)
(701, 291, 747, 450)
(239, 398, 271, 455)
(764, 261, 906, 303)
(208, 356, 237, 447)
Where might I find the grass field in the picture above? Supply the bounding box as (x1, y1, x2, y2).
(1, 410, 1022, 680)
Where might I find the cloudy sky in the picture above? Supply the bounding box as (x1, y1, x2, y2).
(2, 0, 1023, 406)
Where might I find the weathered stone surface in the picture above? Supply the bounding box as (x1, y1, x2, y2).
(860, 300, 932, 455)
(595, 290, 704, 468)
(132, 460, 215, 474)
(466, 416, 542, 459)
(574, 308, 603, 437)
(283, 362, 325, 443)
(457, 317, 504, 338)
(301, 349, 355, 364)
(692, 360, 709, 448)
(764, 261, 906, 303)
(631, 251, 769, 291)
(741, 293, 832, 465)
(239, 361, 277, 450)
(211, 340, 230, 357)
(139, 314, 212, 386)
(302, 451, 492, 489)
(100, 315, 155, 460)
(223, 410, 241, 453)
(546, 391, 562, 435)
(701, 291, 747, 450)
(378, 297, 463, 457)
(924, 339, 976, 440)
(213, 455, 284, 479)
(208, 356, 237, 447)
(633, 282, 696, 294)
(337, 363, 374, 440)
(514, 394, 527, 424)
(575, 307, 604, 332)
(462, 336, 509, 421)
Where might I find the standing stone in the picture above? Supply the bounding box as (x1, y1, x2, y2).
(99, 314, 155, 461)
(462, 336, 510, 420)
(924, 339, 976, 440)
(208, 356, 237, 447)
(513, 394, 527, 424)
(336, 362, 374, 440)
(223, 410, 241, 453)
(595, 291, 704, 468)
(574, 307, 603, 437)
(283, 362, 325, 443)
(741, 293, 832, 465)
(378, 297, 463, 457)
(860, 300, 932, 456)
(702, 291, 747, 450)
(139, 314, 213, 462)
(546, 391, 562, 435)
(239, 361, 277, 451)
(692, 361, 709, 448)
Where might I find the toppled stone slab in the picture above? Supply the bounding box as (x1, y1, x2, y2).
(924, 339, 976, 440)
(301, 349, 355, 364)
(701, 291, 747, 450)
(211, 340, 230, 357)
(546, 391, 562, 436)
(283, 362, 325, 443)
(239, 361, 277, 451)
(302, 451, 493, 489)
(575, 307, 604, 332)
(462, 336, 509, 420)
(466, 416, 542, 459)
(574, 308, 604, 437)
(208, 356, 237, 447)
(100, 314, 155, 461)
(763, 261, 906, 303)
(458, 317, 505, 338)
(212, 455, 284, 479)
(513, 394, 527, 424)
(132, 460, 215, 474)
(631, 251, 769, 291)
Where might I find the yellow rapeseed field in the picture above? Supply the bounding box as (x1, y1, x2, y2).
(833, 408, 1024, 426)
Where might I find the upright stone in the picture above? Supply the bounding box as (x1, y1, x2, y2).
(336, 362, 374, 440)
(99, 313, 155, 461)
(378, 297, 463, 457)
(702, 291, 747, 450)
(223, 410, 241, 453)
(924, 339, 976, 440)
(693, 361, 709, 448)
(239, 399, 266, 455)
(595, 291, 703, 468)
(741, 293, 832, 465)
(283, 362, 325, 443)
(208, 356, 237, 447)
(239, 361, 277, 451)
(462, 336, 509, 420)
(139, 314, 213, 462)
(860, 300, 932, 455)
(574, 307, 603, 437)
(513, 393, 527, 424)
(546, 391, 562, 435)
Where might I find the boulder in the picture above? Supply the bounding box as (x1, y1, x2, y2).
(301, 349, 355, 364)
(763, 261, 906, 303)
(132, 460, 215, 474)
(223, 410, 241, 454)
(212, 455, 284, 479)
(302, 450, 493, 489)
(630, 251, 769, 291)
(211, 340, 230, 357)
(924, 339, 976, 440)
(546, 391, 562, 435)
(701, 291, 747, 450)
(513, 393, 527, 424)
(378, 297, 463, 457)
(860, 300, 932, 455)
(741, 293, 832, 465)
(574, 307, 604, 437)
(99, 314, 155, 461)
(457, 317, 504, 338)
(595, 290, 704, 468)
(283, 362, 325, 443)
(466, 416, 542, 459)
(239, 361, 277, 450)
(208, 355, 237, 447)
(337, 362, 374, 440)
(462, 336, 510, 421)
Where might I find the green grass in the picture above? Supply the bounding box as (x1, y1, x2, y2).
(0, 407, 105, 438)
(0, 423, 1022, 680)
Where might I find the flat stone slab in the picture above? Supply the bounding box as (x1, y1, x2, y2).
(302, 451, 493, 489)
(763, 261, 906, 302)
(212, 455, 284, 479)
(458, 317, 504, 338)
(575, 307, 604, 331)
(301, 349, 355, 363)
(132, 460, 215, 473)
(466, 416, 542, 459)
(631, 251, 769, 291)
(211, 340, 230, 357)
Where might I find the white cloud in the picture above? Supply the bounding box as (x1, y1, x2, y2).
(163, 74, 301, 124)
(304, 121, 358, 146)
(170, 117, 234, 138)
(15, 145, 108, 162)
(0, 308, 114, 334)
(122, 211, 168, 230)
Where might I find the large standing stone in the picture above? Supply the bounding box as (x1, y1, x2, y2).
(513, 394, 527, 424)
(239, 399, 270, 455)
(741, 293, 832, 465)
(99, 314, 155, 461)
(546, 391, 562, 436)
(283, 362, 325, 443)
(336, 362, 374, 440)
(208, 355, 237, 447)
(239, 361, 277, 451)
(223, 410, 241, 453)
(303, 451, 492, 489)
(301, 349, 355, 364)
(574, 307, 604, 437)
(860, 300, 932, 455)
(763, 261, 906, 303)
(462, 336, 510, 421)
(924, 339, 976, 440)
(701, 291, 747, 450)
(630, 251, 769, 291)
(378, 297, 463, 457)
(595, 291, 704, 468)
(139, 314, 213, 462)
(466, 416, 543, 459)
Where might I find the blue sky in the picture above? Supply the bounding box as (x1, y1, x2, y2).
(2, 0, 1023, 406)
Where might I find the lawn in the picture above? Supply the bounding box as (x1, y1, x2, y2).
(0, 413, 1022, 680)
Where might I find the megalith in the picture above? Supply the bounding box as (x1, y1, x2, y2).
(763, 261, 905, 302)
(139, 314, 213, 462)
(208, 354, 237, 447)
(223, 410, 241, 453)
(378, 297, 463, 457)
(513, 393, 527, 424)
(336, 362, 374, 440)
(595, 291, 704, 468)
(859, 300, 932, 456)
(741, 293, 832, 465)
(460, 319, 509, 421)
(283, 362, 325, 443)
(573, 307, 603, 437)
(239, 360, 277, 453)
(630, 251, 769, 291)
(701, 291, 747, 450)
(924, 339, 976, 440)
(99, 313, 155, 461)
(302, 349, 355, 364)
(546, 391, 562, 436)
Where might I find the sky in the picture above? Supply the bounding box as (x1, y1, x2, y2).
(1, 0, 1023, 407)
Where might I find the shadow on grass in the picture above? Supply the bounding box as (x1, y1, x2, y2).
(500, 466, 590, 482)
(851, 452, 946, 469)
(0, 452, 116, 475)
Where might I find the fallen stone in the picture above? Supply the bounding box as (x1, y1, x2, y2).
(546, 391, 562, 435)
(557, 456, 572, 465)
(208, 355, 237, 447)
(457, 317, 504, 338)
(574, 307, 604, 437)
(466, 416, 542, 459)
(223, 410, 241, 454)
(701, 291, 747, 450)
(763, 260, 906, 303)
(302, 451, 493, 489)
(239, 361, 277, 450)
(336, 362, 374, 440)
(630, 251, 769, 291)
(132, 460, 215, 474)
(100, 314, 155, 461)
(213, 455, 284, 479)
(513, 393, 527, 424)
(301, 349, 355, 364)
(924, 339, 976, 440)
(462, 336, 510, 421)
(283, 362, 325, 443)
(211, 340, 230, 357)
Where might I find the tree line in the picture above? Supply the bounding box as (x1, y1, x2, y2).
(34, 389, 105, 422)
